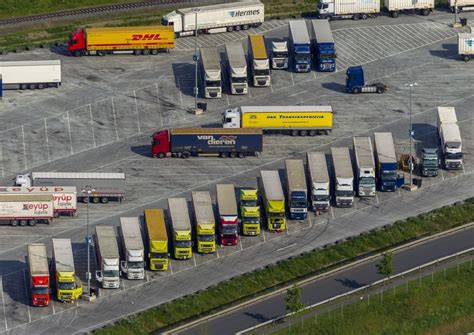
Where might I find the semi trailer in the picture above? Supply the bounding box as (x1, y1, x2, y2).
(317, 0, 380, 20)
(353, 136, 376, 197)
(306, 151, 331, 212)
(248, 35, 271, 87)
(223, 105, 333, 136)
(240, 188, 261, 235)
(15, 172, 126, 204)
(346, 66, 386, 94)
(52, 238, 82, 303)
(285, 159, 308, 220)
(271, 40, 289, 69)
(151, 128, 263, 158)
(260, 171, 286, 232)
(94, 226, 121, 289)
(144, 209, 169, 271)
(200, 47, 222, 98)
(192, 191, 216, 254)
(437, 107, 463, 169)
(331, 147, 354, 207)
(162, 1, 264, 37)
(27, 243, 50, 306)
(450, 0, 474, 12)
(385, 0, 433, 17)
(458, 32, 474, 61)
(168, 198, 193, 259)
(311, 19, 336, 72)
(0, 60, 61, 90)
(0, 194, 53, 226)
(288, 20, 312, 72)
(216, 184, 239, 246)
(68, 26, 174, 57)
(120, 217, 145, 280)
(374, 132, 402, 191)
(225, 42, 248, 95)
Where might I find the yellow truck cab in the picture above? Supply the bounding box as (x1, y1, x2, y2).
(240, 188, 261, 236)
(192, 191, 216, 253)
(52, 238, 82, 302)
(260, 171, 286, 232)
(144, 209, 169, 271)
(168, 198, 193, 259)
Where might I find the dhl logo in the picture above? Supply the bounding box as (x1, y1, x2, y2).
(132, 34, 163, 41)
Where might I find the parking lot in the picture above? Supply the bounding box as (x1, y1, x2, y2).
(0, 11, 472, 334)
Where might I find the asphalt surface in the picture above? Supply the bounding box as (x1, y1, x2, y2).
(0, 10, 472, 334)
(178, 226, 474, 334)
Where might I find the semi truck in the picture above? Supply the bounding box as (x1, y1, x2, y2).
(420, 148, 440, 177)
(317, 0, 380, 20)
(223, 105, 333, 136)
(52, 238, 82, 303)
(353, 137, 376, 197)
(216, 184, 239, 246)
(248, 35, 271, 87)
(311, 19, 336, 72)
(168, 198, 192, 259)
(144, 209, 169, 271)
(162, 1, 264, 37)
(285, 159, 308, 220)
(437, 107, 463, 170)
(458, 32, 474, 62)
(68, 26, 174, 57)
(346, 66, 386, 94)
(374, 132, 401, 192)
(306, 151, 331, 212)
(331, 147, 354, 207)
(0, 186, 77, 218)
(450, 0, 474, 12)
(260, 171, 286, 232)
(240, 188, 261, 236)
(151, 128, 263, 158)
(27, 243, 50, 306)
(94, 226, 121, 289)
(385, 0, 433, 17)
(271, 40, 289, 69)
(225, 42, 248, 95)
(0, 60, 61, 90)
(0, 194, 53, 226)
(288, 20, 312, 73)
(192, 191, 216, 254)
(119, 217, 145, 280)
(15, 172, 126, 204)
(200, 47, 222, 98)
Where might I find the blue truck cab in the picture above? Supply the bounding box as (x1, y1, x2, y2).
(374, 132, 404, 192)
(289, 20, 312, 73)
(311, 19, 336, 72)
(346, 65, 386, 94)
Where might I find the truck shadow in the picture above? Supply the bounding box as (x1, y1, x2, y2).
(1, 261, 31, 305)
(172, 63, 199, 99)
(321, 82, 346, 93)
(50, 43, 69, 56)
(244, 311, 273, 322)
(131, 145, 152, 158)
(334, 277, 365, 289)
(429, 43, 458, 60)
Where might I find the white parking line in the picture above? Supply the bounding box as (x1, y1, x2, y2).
(22, 270, 31, 323)
(0, 277, 6, 332)
(276, 243, 296, 252)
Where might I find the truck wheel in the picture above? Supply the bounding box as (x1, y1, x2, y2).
(133, 50, 141, 55)
(229, 152, 237, 158)
(309, 130, 317, 136)
(28, 83, 36, 90)
(361, 13, 368, 19)
(391, 11, 399, 18)
(182, 151, 190, 158)
(10, 220, 18, 227)
(353, 13, 360, 20)
(158, 152, 165, 158)
(101, 197, 109, 204)
(227, 26, 234, 32)
(421, 9, 430, 16)
(290, 130, 299, 136)
(151, 49, 159, 55)
(73, 50, 81, 57)
(238, 152, 245, 158)
(92, 197, 100, 204)
(20, 84, 27, 90)
(352, 87, 361, 94)
(242, 24, 249, 30)
(37, 83, 45, 90)
(376, 86, 385, 93)
(28, 220, 36, 226)
(83, 197, 89, 204)
(326, 16, 333, 21)
(142, 49, 150, 55)
(464, 55, 471, 62)
(235, 25, 241, 31)
(19, 220, 28, 226)
(54, 212, 60, 218)
(219, 152, 228, 158)
(299, 130, 308, 136)
(97, 50, 106, 57)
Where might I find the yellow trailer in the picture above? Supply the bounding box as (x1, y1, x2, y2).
(144, 209, 169, 271)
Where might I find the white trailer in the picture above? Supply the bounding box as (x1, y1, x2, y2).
(15, 172, 126, 204)
(162, 1, 264, 37)
(306, 152, 330, 212)
(0, 60, 61, 90)
(271, 40, 289, 69)
(317, 0, 380, 20)
(353, 137, 376, 197)
(0, 186, 77, 217)
(225, 42, 248, 95)
(119, 217, 145, 280)
(437, 107, 463, 170)
(449, 0, 474, 12)
(200, 47, 222, 99)
(95, 226, 120, 289)
(385, 0, 433, 17)
(0, 194, 53, 226)
(331, 147, 354, 207)
(458, 32, 474, 62)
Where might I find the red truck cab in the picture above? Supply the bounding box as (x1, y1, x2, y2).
(219, 217, 239, 246)
(68, 29, 86, 57)
(31, 275, 50, 306)
(151, 130, 170, 158)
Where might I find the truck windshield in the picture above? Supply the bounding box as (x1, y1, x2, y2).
(242, 199, 259, 207)
(359, 177, 375, 185)
(150, 252, 168, 259)
(320, 53, 336, 59)
(231, 77, 247, 83)
(254, 69, 270, 76)
(175, 240, 191, 248)
(423, 159, 438, 166)
(198, 234, 215, 242)
(221, 225, 237, 234)
(32, 287, 49, 295)
(446, 152, 463, 159)
(58, 282, 76, 290)
(272, 51, 288, 58)
(206, 80, 221, 87)
(336, 190, 353, 197)
(313, 195, 330, 202)
(243, 217, 259, 224)
(290, 200, 307, 208)
(103, 270, 120, 277)
(294, 53, 311, 61)
(269, 212, 285, 218)
(382, 171, 397, 181)
(161, 18, 169, 26)
(128, 261, 144, 269)
(68, 38, 77, 46)
(317, 2, 328, 9)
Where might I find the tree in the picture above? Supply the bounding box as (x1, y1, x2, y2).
(377, 252, 393, 283)
(285, 285, 305, 314)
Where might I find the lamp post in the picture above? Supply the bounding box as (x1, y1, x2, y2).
(406, 82, 417, 188)
(193, 8, 200, 111)
(81, 185, 95, 299)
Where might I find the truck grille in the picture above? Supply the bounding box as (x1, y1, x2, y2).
(201, 247, 214, 253)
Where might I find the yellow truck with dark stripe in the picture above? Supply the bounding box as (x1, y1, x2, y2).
(144, 209, 169, 271)
(240, 188, 261, 236)
(192, 191, 216, 253)
(260, 171, 286, 232)
(52, 238, 82, 302)
(223, 105, 333, 136)
(168, 198, 193, 260)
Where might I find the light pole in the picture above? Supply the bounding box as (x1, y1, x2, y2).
(454, 0, 458, 26)
(81, 185, 95, 299)
(193, 8, 200, 111)
(406, 82, 417, 188)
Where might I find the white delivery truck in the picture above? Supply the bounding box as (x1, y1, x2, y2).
(306, 151, 331, 212)
(271, 40, 289, 69)
(120, 217, 145, 280)
(225, 42, 248, 95)
(0, 60, 61, 90)
(385, 0, 433, 17)
(437, 107, 463, 170)
(353, 137, 376, 197)
(317, 0, 380, 20)
(95, 226, 121, 289)
(449, 0, 474, 12)
(15, 172, 126, 204)
(200, 47, 222, 99)
(0, 194, 53, 226)
(458, 32, 474, 62)
(162, 1, 264, 37)
(331, 147, 354, 207)
(0, 186, 77, 217)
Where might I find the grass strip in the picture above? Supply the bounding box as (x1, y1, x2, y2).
(271, 261, 474, 334)
(93, 198, 474, 334)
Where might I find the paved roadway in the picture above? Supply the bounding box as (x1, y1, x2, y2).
(178, 225, 474, 334)
(0, 10, 472, 334)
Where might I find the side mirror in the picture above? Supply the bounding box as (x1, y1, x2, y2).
(120, 261, 127, 273)
(95, 270, 103, 282)
(148, 253, 151, 259)
(168, 253, 171, 257)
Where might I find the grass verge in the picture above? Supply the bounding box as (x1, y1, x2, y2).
(93, 198, 474, 334)
(271, 260, 474, 334)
